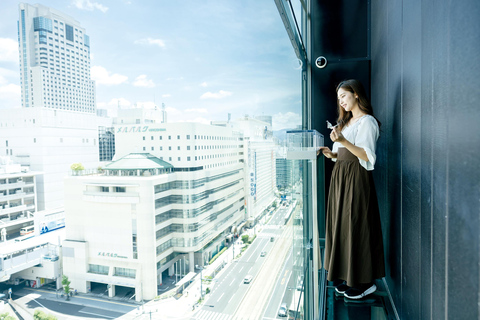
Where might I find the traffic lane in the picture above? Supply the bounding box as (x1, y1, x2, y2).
(204, 236, 273, 314)
(24, 297, 125, 319)
(262, 248, 293, 319)
(206, 238, 269, 312)
(221, 234, 283, 314)
(270, 207, 289, 226)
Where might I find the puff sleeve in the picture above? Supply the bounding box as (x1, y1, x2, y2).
(355, 116, 379, 171)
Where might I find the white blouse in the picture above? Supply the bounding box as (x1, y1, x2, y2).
(332, 114, 379, 171)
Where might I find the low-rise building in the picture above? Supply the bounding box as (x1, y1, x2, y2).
(0, 157, 41, 240)
(63, 122, 245, 301)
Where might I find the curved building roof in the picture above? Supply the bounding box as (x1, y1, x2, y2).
(104, 153, 173, 170)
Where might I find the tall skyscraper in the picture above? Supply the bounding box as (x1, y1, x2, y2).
(18, 3, 95, 112)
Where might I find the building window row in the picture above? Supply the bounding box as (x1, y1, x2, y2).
(153, 169, 241, 194)
(155, 190, 242, 224)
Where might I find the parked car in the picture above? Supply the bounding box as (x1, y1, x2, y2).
(270, 237, 275, 242)
(260, 251, 267, 257)
(244, 275, 253, 284)
(278, 303, 288, 317)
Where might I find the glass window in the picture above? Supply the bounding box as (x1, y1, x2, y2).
(114, 267, 136, 278)
(65, 24, 74, 41)
(89, 264, 109, 275)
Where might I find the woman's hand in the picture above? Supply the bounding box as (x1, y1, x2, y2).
(330, 127, 346, 143)
(317, 147, 337, 159)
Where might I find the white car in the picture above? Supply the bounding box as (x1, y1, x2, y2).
(278, 303, 287, 317)
(244, 275, 253, 284)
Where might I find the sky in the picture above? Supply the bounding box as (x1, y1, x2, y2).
(0, 0, 302, 131)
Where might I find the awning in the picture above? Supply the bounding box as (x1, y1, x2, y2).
(175, 272, 196, 287)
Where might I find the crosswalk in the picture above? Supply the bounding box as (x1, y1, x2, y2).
(192, 309, 233, 320)
(257, 232, 279, 239)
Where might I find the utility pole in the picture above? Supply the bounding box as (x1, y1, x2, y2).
(196, 265, 204, 299)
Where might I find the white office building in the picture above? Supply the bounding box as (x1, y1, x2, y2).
(0, 108, 101, 210)
(18, 3, 95, 112)
(0, 157, 40, 240)
(231, 117, 276, 221)
(62, 122, 245, 301)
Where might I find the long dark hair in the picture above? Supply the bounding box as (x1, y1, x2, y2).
(335, 79, 381, 130)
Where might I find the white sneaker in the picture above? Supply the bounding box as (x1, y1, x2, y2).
(344, 284, 377, 299)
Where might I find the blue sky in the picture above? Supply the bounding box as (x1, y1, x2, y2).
(0, 0, 302, 130)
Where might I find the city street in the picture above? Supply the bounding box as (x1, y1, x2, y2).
(5, 285, 137, 320)
(192, 203, 294, 320)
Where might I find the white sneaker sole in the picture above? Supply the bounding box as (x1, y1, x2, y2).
(335, 287, 347, 294)
(344, 284, 377, 299)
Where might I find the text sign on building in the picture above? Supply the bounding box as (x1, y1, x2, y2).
(116, 126, 166, 133)
(98, 252, 128, 259)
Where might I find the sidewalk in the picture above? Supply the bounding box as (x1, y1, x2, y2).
(121, 225, 269, 320)
(8, 286, 137, 320)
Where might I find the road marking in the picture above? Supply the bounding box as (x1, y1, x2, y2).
(229, 278, 235, 286)
(195, 309, 233, 319)
(79, 310, 116, 319)
(217, 292, 225, 302)
(228, 295, 234, 303)
(32, 299, 46, 308)
(262, 247, 293, 319)
(24, 287, 134, 307)
(239, 266, 244, 273)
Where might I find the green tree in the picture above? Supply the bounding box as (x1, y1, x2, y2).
(0, 312, 16, 320)
(34, 310, 57, 320)
(70, 163, 85, 171)
(241, 234, 249, 244)
(61, 275, 71, 300)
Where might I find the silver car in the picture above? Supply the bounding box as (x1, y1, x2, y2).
(244, 275, 253, 284)
(278, 303, 287, 317)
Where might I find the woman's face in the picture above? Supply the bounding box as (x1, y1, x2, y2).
(337, 88, 358, 113)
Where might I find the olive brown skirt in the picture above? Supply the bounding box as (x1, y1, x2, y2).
(324, 147, 385, 287)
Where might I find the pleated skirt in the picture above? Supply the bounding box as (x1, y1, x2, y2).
(324, 148, 385, 287)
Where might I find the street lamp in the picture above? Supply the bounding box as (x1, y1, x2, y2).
(231, 226, 238, 260)
(195, 265, 204, 299)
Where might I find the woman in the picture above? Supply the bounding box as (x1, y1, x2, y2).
(318, 79, 385, 299)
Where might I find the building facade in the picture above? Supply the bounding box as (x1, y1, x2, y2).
(232, 117, 276, 221)
(63, 123, 245, 301)
(18, 3, 95, 112)
(0, 157, 40, 240)
(0, 108, 100, 210)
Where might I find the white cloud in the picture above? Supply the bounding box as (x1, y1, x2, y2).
(272, 112, 302, 131)
(165, 106, 181, 116)
(185, 108, 208, 114)
(133, 75, 155, 88)
(97, 97, 131, 109)
(91, 66, 128, 85)
(134, 38, 165, 48)
(200, 90, 232, 100)
(0, 83, 21, 108)
(162, 94, 171, 98)
(0, 38, 19, 63)
(71, 0, 108, 13)
(135, 101, 157, 109)
(96, 98, 131, 117)
(0, 83, 21, 96)
(200, 82, 208, 87)
(183, 117, 211, 125)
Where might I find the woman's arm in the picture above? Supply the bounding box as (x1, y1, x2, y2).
(317, 147, 337, 159)
(330, 127, 369, 162)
